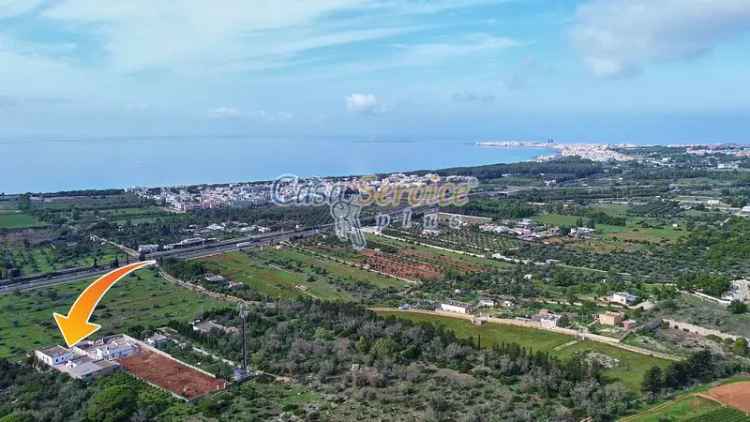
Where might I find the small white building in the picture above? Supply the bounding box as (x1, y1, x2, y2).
(478, 298, 496, 308)
(440, 301, 472, 314)
(532, 310, 562, 329)
(77, 337, 139, 361)
(137, 244, 159, 254)
(538, 314, 561, 329)
(35, 346, 74, 366)
(722, 280, 750, 303)
(205, 273, 227, 284)
(610, 292, 638, 306)
(146, 334, 169, 348)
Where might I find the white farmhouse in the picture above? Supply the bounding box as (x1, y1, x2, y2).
(610, 292, 638, 306)
(35, 346, 74, 366)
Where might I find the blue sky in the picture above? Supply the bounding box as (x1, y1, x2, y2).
(1, 0, 749, 143)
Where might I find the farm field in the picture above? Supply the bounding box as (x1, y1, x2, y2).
(535, 213, 686, 244)
(275, 248, 409, 289)
(201, 250, 365, 301)
(117, 350, 227, 400)
(621, 377, 750, 421)
(555, 340, 671, 392)
(3, 243, 126, 275)
(0, 269, 224, 359)
(702, 381, 750, 413)
(378, 310, 670, 393)
(0, 211, 47, 229)
(621, 396, 723, 422)
(376, 310, 572, 353)
(366, 233, 511, 272)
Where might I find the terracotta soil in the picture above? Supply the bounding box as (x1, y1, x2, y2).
(361, 250, 442, 281)
(117, 350, 226, 400)
(704, 382, 750, 413)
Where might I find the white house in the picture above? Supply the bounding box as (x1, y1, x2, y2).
(532, 310, 562, 329)
(478, 298, 496, 308)
(538, 314, 562, 329)
(35, 346, 74, 366)
(72, 335, 139, 361)
(610, 292, 638, 306)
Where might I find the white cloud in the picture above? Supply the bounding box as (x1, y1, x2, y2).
(572, 0, 750, 77)
(37, 0, 493, 73)
(208, 107, 243, 119)
(247, 110, 294, 122)
(452, 91, 495, 104)
(346, 93, 381, 114)
(394, 34, 520, 64)
(209, 107, 293, 121)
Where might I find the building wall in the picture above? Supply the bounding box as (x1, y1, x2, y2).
(440, 304, 468, 314)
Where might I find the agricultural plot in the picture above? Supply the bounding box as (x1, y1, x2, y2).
(376, 310, 572, 352)
(621, 377, 750, 421)
(535, 212, 687, 244)
(117, 350, 227, 400)
(361, 249, 442, 281)
(201, 250, 361, 301)
(0, 211, 47, 229)
(304, 234, 507, 285)
(555, 340, 671, 392)
(366, 233, 510, 273)
(702, 381, 750, 414)
(687, 408, 750, 422)
(0, 270, 225, 359)
(621, 396, 724, 422)
(378, 311, 670, 394)
(274, 248, 409, 289)
(86, 206, 180, 225)
(383, 226, 519, 256)
(3, 243, 126, 275)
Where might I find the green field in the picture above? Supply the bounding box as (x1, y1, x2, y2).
(365, 233, 511, 272)
(202, 251, 355, 301)
(378, 310, 670, 393)
(621, 396, 722, 422)
(5, 244, 126, 275)
(376, 310, 572, 352)
(556, 340, 671, 392)
(622, 376, 750, 421)
(278, 248, 409, 289)
(0, 269, 225, 359)
(0, 211, 47, 229)
(535, 213, 686, 244)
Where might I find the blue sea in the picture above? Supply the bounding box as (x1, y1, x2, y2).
(1, 137, 551, 194)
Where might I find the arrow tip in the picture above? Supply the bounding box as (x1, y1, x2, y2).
(53, 313, 101, 347)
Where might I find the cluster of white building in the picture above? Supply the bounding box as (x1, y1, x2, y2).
(479, 219, 562, 241)
(136, 172, 477, 212)
(134, 184, 271, 212)
(557, 144, 635, 162)
(35, 335, 140, 380)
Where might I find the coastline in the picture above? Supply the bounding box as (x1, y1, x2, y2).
(2, 139, 544, 194)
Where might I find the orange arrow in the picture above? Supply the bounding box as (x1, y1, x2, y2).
(53, 261, 155, 347)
